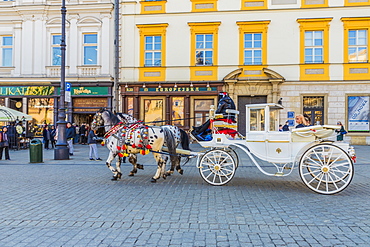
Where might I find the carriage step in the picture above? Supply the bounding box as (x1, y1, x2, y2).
(274, 172, 284, 176)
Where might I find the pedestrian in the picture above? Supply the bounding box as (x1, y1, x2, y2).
(79, 123, 87, 144)
(295, 114, 309, 128)
(42, 125, 51, 150)
(0, 126, 10, 160)
(278, 124, 283, 132)
(66, 122, 76, 155)
(50, 125, 57, 149)
(87, 129, 102, 161)
(335, 121, 347, 142)
(282, 120, 290, 131)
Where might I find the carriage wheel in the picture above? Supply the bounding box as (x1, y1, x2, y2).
(225, 148, 239, 169)
(199, 149, 236, 186)
(299, 144, 354, 195)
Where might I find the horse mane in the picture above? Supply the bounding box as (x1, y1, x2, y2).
(103, 110, 121, 126)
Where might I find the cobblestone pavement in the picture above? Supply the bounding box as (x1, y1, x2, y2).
(0, 142, 369, 246)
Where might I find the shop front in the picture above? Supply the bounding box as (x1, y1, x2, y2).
(53, 82, 113, 126)
(120, 82, 223, 130)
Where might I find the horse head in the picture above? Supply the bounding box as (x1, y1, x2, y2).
(92, 109, 120, 132)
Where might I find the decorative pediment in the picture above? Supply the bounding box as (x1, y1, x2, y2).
(77, 17, 102, 26)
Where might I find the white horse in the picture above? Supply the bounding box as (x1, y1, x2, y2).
(91, 109, 190, 182)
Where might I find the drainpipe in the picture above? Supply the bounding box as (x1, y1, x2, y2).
(113, 0, 120, 112)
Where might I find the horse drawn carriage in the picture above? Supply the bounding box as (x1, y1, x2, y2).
(93, 103, 355, 195)
(190, 103, 356, 195)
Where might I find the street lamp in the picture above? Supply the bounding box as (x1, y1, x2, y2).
(54, 0, 69, 160)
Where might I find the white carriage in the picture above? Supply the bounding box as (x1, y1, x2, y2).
(190, 103, 356, 195)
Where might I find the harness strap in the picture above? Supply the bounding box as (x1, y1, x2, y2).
(104, 122, 123, 138)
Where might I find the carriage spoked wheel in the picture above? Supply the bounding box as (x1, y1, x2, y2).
(199, 149, 236, 186)
(299, 143, 354, 195)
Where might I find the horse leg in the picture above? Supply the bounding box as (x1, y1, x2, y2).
(128, 154, 138, 176)
(151, 153, 167, 183)
(106, 152, 120, 181)
(165, 154, 175, 176)
(115, 156, 122, 180)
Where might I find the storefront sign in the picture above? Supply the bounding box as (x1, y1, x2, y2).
(139, 87, 216, 92)
(348, 96, 369, 131)
(73, 98, 108, 112)
(0, 86, 54, 96)
(57, 87, 109, 96)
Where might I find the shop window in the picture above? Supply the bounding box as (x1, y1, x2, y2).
(297, 18, 332, 81)
(347, 96, 369, 132)
(191, 0, 217, 12)
(52, 34, 61, 66)
(137, 24, 168, 81)
(194, 99, 214, 126)
(83, 33, 97, 65)
(28, 98, 54, 125)
(237, 21, 270, 77)
(172, 97, 184, 126)
(342, 17, 370, 80)
(1, 36, 13, 67)
(188, 22, 220, 80)
(144, 99, 164, 126)
(303, 96, 324, 125)
(127, 97, 134, 116)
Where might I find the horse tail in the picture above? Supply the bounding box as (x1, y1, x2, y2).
(179, 128, 190, 151)
(162, 126, 178, 166)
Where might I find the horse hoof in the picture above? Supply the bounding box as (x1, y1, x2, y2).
(111, 177, 118, 181)
(163, 175, 167, 180)
(128, 173, 134, 177)
(178, 169, 184, 175)
(117, 173, 122, 179)
(138, 164, 144, 170)
(151, 178, 157, 183)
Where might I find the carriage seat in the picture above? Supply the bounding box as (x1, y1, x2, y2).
(291, 125, 339, 142)
(212, 109, 239, 130)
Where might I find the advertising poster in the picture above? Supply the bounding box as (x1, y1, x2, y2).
(348, 96, 369, 131)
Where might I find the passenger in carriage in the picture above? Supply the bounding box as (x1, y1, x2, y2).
(295, 114, 310, 128)
(192, 92, 236, 140)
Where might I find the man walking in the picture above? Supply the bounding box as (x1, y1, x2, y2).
(66, 122, 76, 155)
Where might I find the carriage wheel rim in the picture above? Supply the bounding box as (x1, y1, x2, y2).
(199, 149, 236, 186)
(299, 144, 354, 195)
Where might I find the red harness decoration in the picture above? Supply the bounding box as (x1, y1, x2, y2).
(104, 122, 123, 139)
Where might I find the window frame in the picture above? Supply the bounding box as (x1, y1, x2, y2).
(144, 35, 162, 67)
(137, 23, 168, 81)
(1, 35, 13, 67)
(304, 30, 324, 64)
(195, 34, 213, 66)
(82, 33, 98, 65)
(51, 34, 62, 66)
(342, 17, 370, 80)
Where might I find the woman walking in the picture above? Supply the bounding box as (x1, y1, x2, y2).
(335, 121, 346, 142)
(0, 126, 10, 160)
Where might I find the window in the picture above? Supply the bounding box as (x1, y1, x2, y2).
(304, 31, 323, 63)
(244, 33, 262, 65)
(195, 34, 213, 65)
(342, 17, 370, 80)
(194, 99, 214, 126)
(348, 30, 367, 63)
(297, 18, 332, 80)
(137, 24, 168, 81)
(237, 21, 270, 78)
(83, 33, 97, 65)
(1, 36, 13, 67)
(188, 22, 220, 80)
(347, 96, 369, 132)
(303, 96, 325, 125)
(172, 97, 184, 126)
(145, 36, 161, 66)
(52, 34, 61, 66)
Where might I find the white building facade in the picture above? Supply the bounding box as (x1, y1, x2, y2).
(120, 0, 370, 144)
(0, 0, 115, 127)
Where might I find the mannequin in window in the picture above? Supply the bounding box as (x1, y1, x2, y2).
(192, 92, 236, 140)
